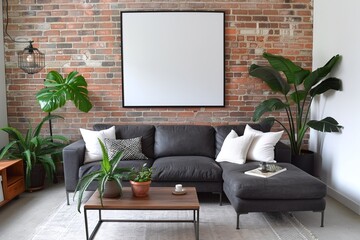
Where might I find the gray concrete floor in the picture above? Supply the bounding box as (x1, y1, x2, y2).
(0, 182, 359, 240)
(294, 197, 360, 240)
(0, 182, 66, 240)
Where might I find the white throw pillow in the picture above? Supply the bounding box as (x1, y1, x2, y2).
(215, 130, 254, 164)
(244, 125, 283, 162)
(80, 126, 116, 163)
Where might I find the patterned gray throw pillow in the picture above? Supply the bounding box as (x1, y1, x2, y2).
(104, 137, 148, 160)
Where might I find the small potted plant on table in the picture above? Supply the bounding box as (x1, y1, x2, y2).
(74, 139, 130, 212)
(129, 163, 153, 197)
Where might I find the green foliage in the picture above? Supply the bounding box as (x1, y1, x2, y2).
(36, 70, 92, 113)
(129, 163, 153, 182)
(249, 52, 343, 155)
(73, 139, 130, 212)
(0, 115, 68, 188)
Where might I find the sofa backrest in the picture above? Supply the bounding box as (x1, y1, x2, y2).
(154, 125, 215, 158)
(214, 122, 272, 157)
(93, 124, 155, 159)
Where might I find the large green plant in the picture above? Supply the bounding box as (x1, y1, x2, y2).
(74, 139, 130, 212)
(36, 70, 92, 113)
(0, 115, 68, 188)
(249, 52, 343, 155)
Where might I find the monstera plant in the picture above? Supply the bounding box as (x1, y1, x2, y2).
(36, 70, 92, 181)
(249, 52, 343, 158)
(36, 70, 92, 113)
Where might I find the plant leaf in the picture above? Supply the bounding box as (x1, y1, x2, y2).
(0, 140, 18, 159)
(0, 127, 26, 147)
(98, 139, 111, 173)
(109, 151, 124, 174)
(33, 114, 64, 137)
(307, 117, 343, 132)
(249, 65, 290, 95)
(98, 174, 109, 207)
(113, 177, 123, 190)
(261, 117, 276, 127)
(74, 171, 102, 212)
(290, 90, 307, 104)
(309, 77, 342, 97)
(304, 54, 340, 91)
(36, 71, 92, 113)
(263, 52, 310, 85)
(253, 98, 289, 122)
(23, 149, 32, 188)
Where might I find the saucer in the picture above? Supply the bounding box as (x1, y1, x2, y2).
(172, 189, 187, 195)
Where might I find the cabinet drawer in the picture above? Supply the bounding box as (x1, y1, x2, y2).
(6, 179, 25, 200)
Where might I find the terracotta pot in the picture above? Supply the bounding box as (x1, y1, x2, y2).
(103, 180, 122, 198)
(130, 180, 151, 197)
(292, 150, 315, 176)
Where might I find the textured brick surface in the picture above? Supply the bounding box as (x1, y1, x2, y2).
(3, 0, 313, 141)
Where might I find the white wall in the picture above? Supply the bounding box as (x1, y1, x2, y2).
(312, 0, 360, 214)
(0, 3, 9, 148)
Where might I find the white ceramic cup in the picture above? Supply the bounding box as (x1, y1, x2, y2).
(175, 184, 183, 192)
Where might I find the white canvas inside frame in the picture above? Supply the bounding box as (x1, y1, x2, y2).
(121, 11, 225, 107)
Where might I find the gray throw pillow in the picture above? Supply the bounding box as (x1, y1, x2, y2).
(104, 137, 148, 160)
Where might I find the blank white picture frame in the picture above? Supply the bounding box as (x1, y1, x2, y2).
(121, 11, 225, 107)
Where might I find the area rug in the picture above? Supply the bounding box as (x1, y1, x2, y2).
(31, 194, 317, 240)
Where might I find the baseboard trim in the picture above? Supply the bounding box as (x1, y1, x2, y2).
(327, 186, 360, 215)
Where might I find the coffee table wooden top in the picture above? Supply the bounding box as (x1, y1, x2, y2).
(84, 187, 199, 210)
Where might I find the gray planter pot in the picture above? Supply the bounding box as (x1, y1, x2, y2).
(291, 150, 315, 176)
(103, 181, 122, 198)
(28, 164, 46, 192)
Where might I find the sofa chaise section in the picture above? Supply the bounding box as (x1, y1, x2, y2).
(214, 125, 327, 229)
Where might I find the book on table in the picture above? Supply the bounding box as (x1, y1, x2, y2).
(245, 164, 287, 178)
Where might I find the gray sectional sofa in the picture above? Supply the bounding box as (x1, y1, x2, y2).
(63, 123, 326, 228)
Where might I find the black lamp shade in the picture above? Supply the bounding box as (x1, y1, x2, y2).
(18, 42, 45, 74)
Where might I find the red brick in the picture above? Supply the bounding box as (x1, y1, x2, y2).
(4, 0, 313, 142)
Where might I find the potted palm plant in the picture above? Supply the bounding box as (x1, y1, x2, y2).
(36, 70, 93, 181)
(0, 114, 68, 190)
(249, 52, 343, 174)
(129, 163, 153, 197)
(74, 139, 130, 212)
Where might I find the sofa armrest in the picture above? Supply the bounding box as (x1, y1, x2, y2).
(275, 141, 291, 163)
(62, 139, 85, 192)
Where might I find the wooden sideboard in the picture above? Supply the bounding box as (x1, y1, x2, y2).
(0, 159, 25, 207)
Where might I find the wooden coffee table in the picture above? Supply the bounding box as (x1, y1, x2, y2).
(83, 187, 200, 240)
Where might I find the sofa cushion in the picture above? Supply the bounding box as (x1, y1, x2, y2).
(79, 159, 154, 179)
(93, 124, 155, 159)
(244, 124, 283, 162)
(152, 156, 222, 182)
(215, 122, 272, 157)
(104, 137, 148, 160)
(215, 130, 254, 164)
(154, 125, 215, 158)
(220, 162, 326, 200)
(80, 126, 116, 163)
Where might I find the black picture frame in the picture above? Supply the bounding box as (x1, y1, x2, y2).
(121, 11, 225, 107)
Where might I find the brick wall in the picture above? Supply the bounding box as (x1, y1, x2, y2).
(3, 0, 313, 141)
